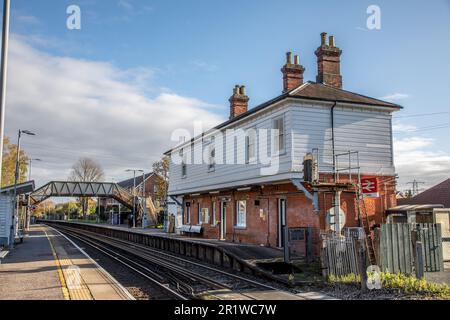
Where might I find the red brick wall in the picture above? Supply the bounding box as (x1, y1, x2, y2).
(181, 175, 396, 253)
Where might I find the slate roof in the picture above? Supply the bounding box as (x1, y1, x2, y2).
(165, 81, 402, 154)
(290, 81, 402, 108)
(118, 173, 154, 190)
(397, 178, 450, 208)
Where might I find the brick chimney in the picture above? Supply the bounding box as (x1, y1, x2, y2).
(281, 52, 305, 92)
(229, 85, 249, 119)
(315, 32, 343, 89)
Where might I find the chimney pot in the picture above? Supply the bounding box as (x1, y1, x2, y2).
(286, 52, 292, 64)
(294, 55, 299, 65)
(240, 85, 246, 95)
(329, 36, 335, 47)
(320, 32, 327, 46)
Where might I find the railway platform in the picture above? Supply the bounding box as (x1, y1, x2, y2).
(49, 222, 320, 286)
(0, 225, 134, 300)
(95, 223, 284, 260)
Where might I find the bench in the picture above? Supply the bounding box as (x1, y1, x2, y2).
(0, 250, 9, 264)
(179, 225, 203, 236)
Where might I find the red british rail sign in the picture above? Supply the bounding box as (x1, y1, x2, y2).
(361, 177, 379, 198)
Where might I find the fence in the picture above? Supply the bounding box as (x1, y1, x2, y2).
(321, 233, 362, 277)
(380, 223, 444, 274)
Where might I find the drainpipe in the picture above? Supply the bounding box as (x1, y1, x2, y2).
(331, 101, 337, 182)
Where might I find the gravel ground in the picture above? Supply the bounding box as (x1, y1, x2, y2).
(67, 235, 174, 300)
(294, 283, 448, 300)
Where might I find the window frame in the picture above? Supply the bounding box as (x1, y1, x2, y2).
(208, 136, 216, 172)
(235, 200, 247, 229)
(180, 148, 187, 178)
(245, 128, 257, 164)
(211, 201, 217, 226)
(272, 116, 286, 155)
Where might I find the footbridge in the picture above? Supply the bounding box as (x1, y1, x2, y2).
(29, 181, 142, 214)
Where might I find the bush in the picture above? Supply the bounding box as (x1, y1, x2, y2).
(327, 272, 450, 299)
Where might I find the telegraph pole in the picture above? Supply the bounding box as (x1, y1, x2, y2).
(0, 0, 11, 187)
(406, 180, 425, 197)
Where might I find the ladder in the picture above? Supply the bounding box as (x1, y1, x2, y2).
(356, 189, 377, 266)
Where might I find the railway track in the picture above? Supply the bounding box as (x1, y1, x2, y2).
(48, 224, 279, 300)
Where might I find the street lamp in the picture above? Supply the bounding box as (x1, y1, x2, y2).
(125, 169, 143, 228)
(0, 0, 11, 188)
(28, 158, 42, 181)
(10, 129, 36, 248)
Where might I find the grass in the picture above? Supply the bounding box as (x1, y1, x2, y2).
(328, 272, 450, 299)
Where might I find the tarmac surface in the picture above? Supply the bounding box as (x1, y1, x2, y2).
(0, 225, 134, 300)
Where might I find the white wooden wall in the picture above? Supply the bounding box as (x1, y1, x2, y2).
(169, 101, 395, 195)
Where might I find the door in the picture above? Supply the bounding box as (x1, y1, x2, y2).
(277, 199, 286, 248)
(220, 202, 227, 240)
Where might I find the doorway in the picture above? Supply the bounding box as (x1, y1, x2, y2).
(277, 198, 286, 248)
(220, 201, 227, 240)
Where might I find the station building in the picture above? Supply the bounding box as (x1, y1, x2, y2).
(166, 33, 401, 257)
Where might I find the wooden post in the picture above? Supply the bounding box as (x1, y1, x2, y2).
(355, 238, 368, 292)
(283, 226, 290, 263)
(415, 241, 424, 279)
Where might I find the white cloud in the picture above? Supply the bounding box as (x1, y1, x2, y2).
(380, 93, 409, 102)
(394, 136, 450, 190)
(392, 122, 417, 133)
(16, 15, 40, 25)
(5, 35, 225, 186)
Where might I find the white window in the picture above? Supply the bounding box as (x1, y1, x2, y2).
(180, 149, 187, 178)
(153, 185, 157, 193)
(235, 200, 247, 228)
(186, 205, 191, 224)
(246, 128, 256, 163)
(202, 208, 210, 225)
(198, 204, 202, 224)
(208, 137, 216, 172)
(273, 117, 285, 154)
(211, 202, 217, 226)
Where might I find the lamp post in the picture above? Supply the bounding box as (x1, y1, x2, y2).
(125, 169, 143, 228)
(28, 158, 42, 181)
(10, 129, 35, 248)
(25, 158, 41, 231)
(0, 0, 11, 188)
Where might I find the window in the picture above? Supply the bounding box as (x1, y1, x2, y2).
(198, 204, 202, 224)
(273, 117, 285, 154)
(235, 200, 247, 228)
(208, 137, 216, 172)
(180, 149, 187, 178)
(245, 129, 256, 163)
(202, 208, 210, 224)
(153, 185, 157, 193)
(211, 202, 217, 226)
(186, 204, 191, 224)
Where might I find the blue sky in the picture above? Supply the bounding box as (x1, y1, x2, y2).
(3, 0, 450, 190)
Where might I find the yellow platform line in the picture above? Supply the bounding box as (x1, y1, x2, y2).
(44, 229, 70, 300)
(44, 228, 93, 300)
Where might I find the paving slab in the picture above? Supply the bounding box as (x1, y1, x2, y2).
(0, 225, 64, 300)
(0, 225, 133, 300)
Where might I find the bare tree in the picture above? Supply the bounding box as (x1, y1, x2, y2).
(69, 158, 104, 219)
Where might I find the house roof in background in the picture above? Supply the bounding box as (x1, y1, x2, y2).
(118, 173, 155, 190)
(397, 178, 450, 208)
